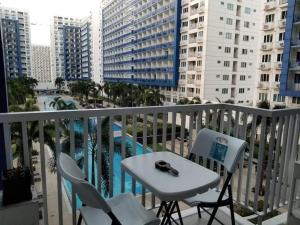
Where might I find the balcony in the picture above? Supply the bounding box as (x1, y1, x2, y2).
(196, 36, 203, 43)
(288, 82, 300, 91)
(189, 38, 197, 44)
(276, 41, 285, 49)
(263, 23, 274, 31)
(259, 62, 271, 71)
(198, 22, 204, 29)
(257, 81, 270, 90)
(264, 2, 276, 11)
(278, 19, 286, 28)
(261, 43, 273, 51)
(1, 104, 300, 225)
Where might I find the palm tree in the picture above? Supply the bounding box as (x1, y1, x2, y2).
(55, 77, 65, 94)
(49, 97, 76, 110)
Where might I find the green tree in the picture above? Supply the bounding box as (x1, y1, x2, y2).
(55, 77, 65, 94)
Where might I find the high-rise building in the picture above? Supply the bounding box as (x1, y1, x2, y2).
(164, 0, 260, 105)
(102, 0, 181, 87)
(50, 16, 95, 82)
(31, 45, 52, 83)
(0, 7, 31, 78)
(280, 0, 300, 107)
(255, 0, 288, 108)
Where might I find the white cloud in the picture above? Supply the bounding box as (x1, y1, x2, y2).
(0, 0, 99, 45)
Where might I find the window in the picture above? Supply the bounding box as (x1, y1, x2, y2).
(245, 7, 251, 14)
(275, 74, 280, 82)
(183, 7, 188, 13)
(181, 49, 187, 54)
(259, 93, 268, 101)
(181, 35, 187, 41)
(224, 61, 230, 67)
(180, 61, 186, 67)
(281, 10, 287, 20)
(225, 32, 232, 39)
(264, 34, 273, 43)
(240, 75, 246, 80)
(279, 32, 285, 41)
(244, 21, 250, 28)
(181, 87, 185, 92)
(241, 62, 247, 68)
(196, 88, 200, 94)
(239, 88, 245, 94)
(265, 14, 275, 23)
(223, 75, 229, 80)
(277, 54, 283, 62)
(262, 54, 271, 62)
(261, 74, 269, 82)
(242, 49, 248, 55)
(295, 74, 300, 83)
(226, 18, 233, 25)
(225, 47, 231, 53)
(273, 94, 285, 102)
(222, 88, 228, 94)
(292, 97, 300, 104)
(243, 35, 249, 41)
(227, 3, 234, 10)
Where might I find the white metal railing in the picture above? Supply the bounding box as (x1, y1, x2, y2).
(0, 104, 300, 225)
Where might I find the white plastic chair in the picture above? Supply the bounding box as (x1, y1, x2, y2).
(183, 128, 247, 225)
(57, 153, 160, 225)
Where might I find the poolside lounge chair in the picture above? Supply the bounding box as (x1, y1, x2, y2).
(183, 128, 247, 225)
(57, 153, 160, 225)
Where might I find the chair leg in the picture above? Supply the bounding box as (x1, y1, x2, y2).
(207, 206, 219, 225)
(77, 213, 82, 225)
(197, 205, 202, 218)
(157, 201, 166, 217)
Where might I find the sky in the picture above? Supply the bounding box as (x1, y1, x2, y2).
(0, 0, 99, 45)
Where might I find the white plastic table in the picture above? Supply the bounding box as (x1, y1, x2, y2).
(121, 151, 220, 224)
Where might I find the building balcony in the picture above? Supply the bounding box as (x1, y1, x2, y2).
(276, 41, 285, 49)
(195, 66, 202, 72)
(257, 81, 270, 90)
(261, 43, 273, 51)
(189, 23, 197, 30)
(179, 67, 187, 72)
(288, 82, 300, 91)
(198, 7, 204, 14)
(264, 2, 276, 11)
(290, 61, 300, 70)
(279, 0, 288, 6)
(274, 62, 283, 70)
(188, 52, 196, 57)
(0, 104, 298, 225)
(198, 22, 204, 28)
(189, 38, 197, 44)
(197, 37, 203, 43)
(259, 62, 271, 71)
(180, 54, 187, 60)
(196, 52, 203, 58)
(271, 82, 280, 90)
(263, 23, 275, 31)
(278, 19, 286, 28)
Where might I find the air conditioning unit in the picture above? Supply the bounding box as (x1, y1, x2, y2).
(264, 25, 269, 30)
(280, 42, 285, 47)
(262, 44, 267, 50)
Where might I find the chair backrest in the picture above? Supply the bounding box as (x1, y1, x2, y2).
(190, 128, 247, 173)
(57, 153, 112, 213)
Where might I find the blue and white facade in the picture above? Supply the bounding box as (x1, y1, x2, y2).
(102, 0, 181, 87)
(51, 16, 92, 81)
(281, 0, 300, 104)
(0, 7, 31, 78)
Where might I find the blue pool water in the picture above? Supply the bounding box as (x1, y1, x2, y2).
(64, 120, 151, 207)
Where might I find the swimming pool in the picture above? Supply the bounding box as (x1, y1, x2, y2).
(64, 120, 151, 207)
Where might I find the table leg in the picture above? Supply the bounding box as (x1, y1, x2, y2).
(160, 201, 175, 225)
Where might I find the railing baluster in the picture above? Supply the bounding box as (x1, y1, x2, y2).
(245, 114, 257, 207)
(96, 116, 102, 193)
(253, 116, 267, 212)
(282, 115, 295, 203)
(132, 115, 137, 195)
(22, 121, 30, 167)
(188, 112, 194, 155)
(152, 113, 158, 208)
(287, 114, 300, 202)
(226, 109, 232, 135)
(142, 114, 147, 206)
(270, 116, 284, 210)
(69, 119, 76, 225)
(180, 112, 186, 156)
(3, 122, 12, 169)
(276, 115, 290, 207)
(171, 112, 176, 152)
(38, 121, 49, 225)
(263, 115, 277, 214)
(55, 119, 63, 225)
(196, 110, 203, 133)
(236, 112, 247, 202)
(121, 115, 126, 193)
(83, 118, 89, 178)
(162, 113, 167, 151)
(109, 116, 114, 197)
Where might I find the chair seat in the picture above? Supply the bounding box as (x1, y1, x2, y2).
(81, 193, 160, 225)
(184, 189, 228, 206)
